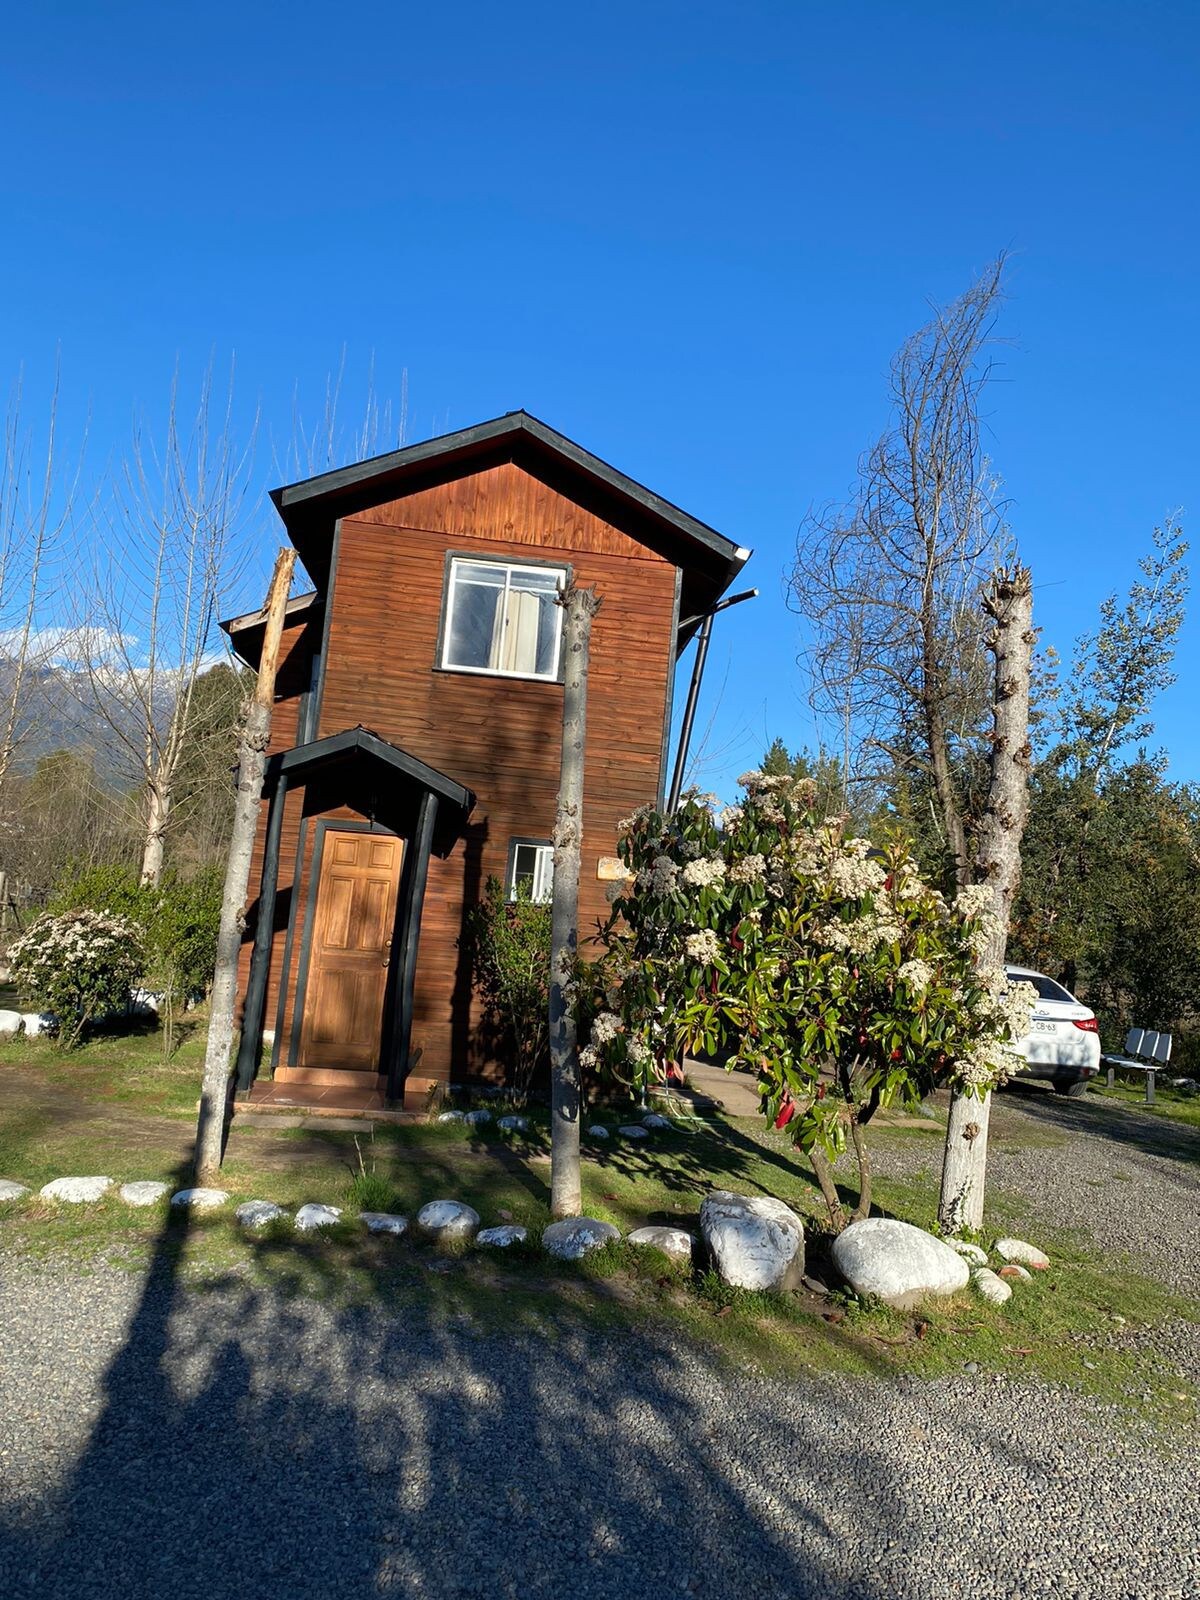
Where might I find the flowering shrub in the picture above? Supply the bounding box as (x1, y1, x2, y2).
(462, 876, 552, 1102)
(586, 773, 1036, 1226)
(9, 908, 144, 1049)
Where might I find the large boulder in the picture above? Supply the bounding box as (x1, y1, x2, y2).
(41, 1176, 113, 1203)
(700, 1190, 806, 1292)
(477, 1224, 527, 1248)
(170, 1187, 229, 1211)
(236, 1200, 287, 1229)
(417, 1199, 480, 1242)
(995, 1237, 1050, 1270)
(541, 1216, 620, 1260)
(294, 1203, 342, 1231)
(832, 1218, 970, 1308)
(360, 1211, 408, 1236)
(0, 1179, 30, 1202)
(0, 1009, 24, 1036)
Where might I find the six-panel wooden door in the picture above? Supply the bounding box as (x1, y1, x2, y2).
(299, 829, 404, 1072)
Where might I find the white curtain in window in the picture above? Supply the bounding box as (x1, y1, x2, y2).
(488, 587, 541, 674)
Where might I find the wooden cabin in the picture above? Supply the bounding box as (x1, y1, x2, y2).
(222, 412, 750, 1110)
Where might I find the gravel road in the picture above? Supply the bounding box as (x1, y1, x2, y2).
(2, 1087, 1197, 1600)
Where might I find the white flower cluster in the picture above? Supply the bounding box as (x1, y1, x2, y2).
(616, 804, 655, 839)
(728, 853, 766, 884)
(681, 855, 726, 888)
(815, 912, 904, 956)
(590, 1011, 624, 1045)
(636, 855, 680, 896)
(896, 958, 935, 992)
(684, 928, 721, 964)
(627, 1036, 653, 1072)
(719, 805, 744, 828)
(826, 852, 887, 899)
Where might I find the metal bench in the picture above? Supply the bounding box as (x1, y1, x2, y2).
(1101, 1028, 1173, 1104)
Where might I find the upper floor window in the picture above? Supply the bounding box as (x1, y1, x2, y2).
(441, 557, 567, 681)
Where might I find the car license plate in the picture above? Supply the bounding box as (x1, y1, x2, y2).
(1031, 1018, 1057, 1034)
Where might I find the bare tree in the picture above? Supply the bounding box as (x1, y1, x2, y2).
(938, 565, 1034, 1232)
(195, 547, 296, 1184)
(0, 361, 80, 810)
(790, 257, 1010, 886)
(549, 582, 602, 1219)
(72, 364, 256, 884)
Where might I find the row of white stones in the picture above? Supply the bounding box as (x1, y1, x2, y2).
(0, 1176, 695, 1262)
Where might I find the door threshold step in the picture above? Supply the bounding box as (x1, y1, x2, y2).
(273, 1067, 386, 1090)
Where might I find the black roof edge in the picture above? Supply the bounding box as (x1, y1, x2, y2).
(267, 725, 475, 816)
(219, 588, 323, 637)
(269, 410, 751, 576)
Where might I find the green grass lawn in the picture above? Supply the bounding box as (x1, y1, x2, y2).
(1, 1021, 1197, 1428)
(1089, 1075, 1200, 1128)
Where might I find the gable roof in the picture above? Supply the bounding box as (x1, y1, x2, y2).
(270, 409, 750, 604)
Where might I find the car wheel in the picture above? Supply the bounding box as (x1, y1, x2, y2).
(1055, 1080, 1091, 1098)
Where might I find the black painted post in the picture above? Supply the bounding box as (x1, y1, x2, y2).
(387, 791, 438, 1101)
(234, 769, 288, 1091)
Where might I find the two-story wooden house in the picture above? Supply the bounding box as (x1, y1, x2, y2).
(223, 412, 749, 1110)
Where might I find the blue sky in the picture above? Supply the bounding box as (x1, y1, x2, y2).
(2, 1, 1196, 797)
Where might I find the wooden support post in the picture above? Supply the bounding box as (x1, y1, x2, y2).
(195, 547, 297, 1184)
(386, 790, 437, 1101)
(234, 766, 288, 1091)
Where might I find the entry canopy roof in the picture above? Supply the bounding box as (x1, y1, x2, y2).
(269, 726, 475, 855)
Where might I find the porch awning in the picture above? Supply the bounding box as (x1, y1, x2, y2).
(265, 725, 475, 855)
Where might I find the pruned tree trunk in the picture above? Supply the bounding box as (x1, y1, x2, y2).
(939, 565, 1034, 1232)
(194, 547, 296, 1185)
(548, 582, 601, 1219)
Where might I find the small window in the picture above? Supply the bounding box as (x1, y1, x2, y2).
(509, 840, 553, 903)
(441, 558, 567, 680)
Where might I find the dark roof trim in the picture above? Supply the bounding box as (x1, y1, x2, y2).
(266, 725, 475, 817)
(220, 588, 322, 637)
(269, 410, 751, 576)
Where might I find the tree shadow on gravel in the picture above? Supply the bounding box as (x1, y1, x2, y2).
(0, 1161, 909, 1600)
(999, 1082, 1200, 1177)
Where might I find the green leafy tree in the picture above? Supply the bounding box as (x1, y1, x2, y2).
(586, 773, 1034, 1230)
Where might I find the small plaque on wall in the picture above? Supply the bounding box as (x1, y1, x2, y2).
(596, 856, 629, 881)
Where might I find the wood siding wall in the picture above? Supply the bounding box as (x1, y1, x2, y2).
(243, 461, 678, 1094)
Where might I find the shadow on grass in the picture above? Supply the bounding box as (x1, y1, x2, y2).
(0, 1151, 909, 1600)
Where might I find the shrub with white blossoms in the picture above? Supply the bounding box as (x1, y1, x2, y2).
(589, 772, 1036, 1229)
(8, 908, 144, 1050)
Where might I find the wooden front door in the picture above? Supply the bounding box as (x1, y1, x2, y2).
(299, 829, 404, 1072)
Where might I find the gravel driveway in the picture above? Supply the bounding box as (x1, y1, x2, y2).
(2, 1090, 1197, 1600)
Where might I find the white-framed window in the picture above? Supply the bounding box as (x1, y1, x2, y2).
(441, 557, 567, 681)
(508, 839, 553, 903)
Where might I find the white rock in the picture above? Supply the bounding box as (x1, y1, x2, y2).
(617, 1124, 650, 1140)
(0, 1008, 23, 1035)
(21, 1014, 51, 1038)
(40, 1176, 113, 1203)
(642, 1113, 672, 1131)
(119, 1181, 170, 1207)
(973, 1267, 1013, 1305)
(995, 1237, 1050, 1269)
(542, 1216, 621, 1260)
(294, 1202, 342, 1231)
(477, 1224, 527, 1247)
(360, 1211, 407, 1236)
(998, 1262, 1033, 1282)
(417, 1199, 480, 1241)
(627, 1225, 695, 1262)
(463, 1109, 492, 1126)
(236, 1200, 286, 1228)
(831, 1217, 969, 1308)
(0, 1179, 30, 1202)
(497, 1115, 530, 1133)
(587, 1124, 611, 1139)
(700, 1190, 806, 1292)
(947, 1238, 989, 1266)
(170, 1187, 229, 1211)
(436, 1110, 465, 1123)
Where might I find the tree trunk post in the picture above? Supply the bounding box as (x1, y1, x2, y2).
(140, 780, 170, 886)
(548, 582, 601, 1220)
(194, 547, 296, 1185)
(939, 565, 1034, 1232)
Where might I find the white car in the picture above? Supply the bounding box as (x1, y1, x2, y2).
(1005, 965, 1102, 1097)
